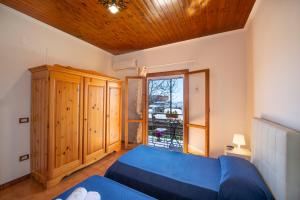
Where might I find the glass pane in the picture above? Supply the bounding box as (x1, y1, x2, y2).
(188, 72, 206, 155)
(147, 77, 184, 152)
(189, 127, 205, 155)
(128, 122, 143, 144)
(128, 79, 143, 120)
(189, 73, 205, 125)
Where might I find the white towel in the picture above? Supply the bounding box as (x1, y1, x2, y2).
(84, 191, 101, 200)
(66, 187, 88, 200)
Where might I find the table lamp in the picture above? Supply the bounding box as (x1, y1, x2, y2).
(232, 134, 246, 148)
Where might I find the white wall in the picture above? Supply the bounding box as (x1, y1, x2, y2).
(246, 0, 300, 135)
(114, 30, 248, 157)
(0, 4, 113, 184)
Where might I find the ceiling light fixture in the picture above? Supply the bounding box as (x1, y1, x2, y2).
(108, 3, 119, 14)
(99, 0, 129, 14)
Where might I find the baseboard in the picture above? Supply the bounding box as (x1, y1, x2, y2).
(0, 174, 30, 190)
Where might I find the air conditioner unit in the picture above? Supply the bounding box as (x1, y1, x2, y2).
(112, 59, 137, 71)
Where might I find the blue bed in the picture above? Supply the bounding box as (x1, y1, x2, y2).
(105, 145, 274, 200)
(53, 175, 156, 200)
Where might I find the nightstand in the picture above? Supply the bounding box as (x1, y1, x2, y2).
(224, 147, 251, 161)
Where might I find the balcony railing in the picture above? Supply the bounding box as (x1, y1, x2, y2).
(148, 113, 183, 152)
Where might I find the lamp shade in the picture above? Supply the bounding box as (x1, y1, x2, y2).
(232, 134, 246, 147)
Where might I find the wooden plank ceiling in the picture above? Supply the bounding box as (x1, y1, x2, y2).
(0, 0, 255, 55)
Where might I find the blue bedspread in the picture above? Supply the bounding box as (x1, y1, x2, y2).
(105, 145, 221, 200)
(53, 175, 156, 200)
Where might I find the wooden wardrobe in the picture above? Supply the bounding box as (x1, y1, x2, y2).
(29, 65, 122, 188)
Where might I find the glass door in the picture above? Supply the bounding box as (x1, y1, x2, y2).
(184, 69, 210, 156)
(147, 77, 184, 152)
(124, 76, 146, 149)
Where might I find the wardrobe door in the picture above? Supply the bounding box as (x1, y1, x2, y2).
(49, 72, 83, 178)
(83, 78, 106, 164)
(106, 81, 122, 153)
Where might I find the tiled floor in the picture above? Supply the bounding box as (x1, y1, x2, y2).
(0, 150, 126, 200)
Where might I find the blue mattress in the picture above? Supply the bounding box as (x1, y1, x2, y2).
(53, 175, 156, 200)
(105, 145, 221, 200)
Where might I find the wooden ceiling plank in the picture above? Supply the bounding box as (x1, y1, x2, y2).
(135, 0, 166, 44)
(238, 0, 256, 28)
(168, 0, 188, 39)
(122, 1, 169, 48)
(167, 0, 194, 40)
(228, 0, 242, 30)
(142, 0, 178, 42)
(183, 0, 203, 37)
(178, 0, 197, 38)
(216, 0, 227, 32)
(0, 0, 255, 54)
(171, 0, 192, 39)
(133, 0, 169, 44)
(149, 0, 184, 41)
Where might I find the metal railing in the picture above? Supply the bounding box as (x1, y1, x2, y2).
(148, 114, 183, 152)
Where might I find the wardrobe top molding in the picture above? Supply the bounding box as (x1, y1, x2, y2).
(29, 64, 121, 82)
